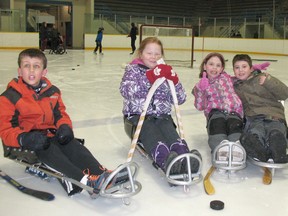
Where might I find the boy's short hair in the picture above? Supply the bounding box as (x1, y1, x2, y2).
(232, 54, 252, 68)
(18, 48, 47, 69)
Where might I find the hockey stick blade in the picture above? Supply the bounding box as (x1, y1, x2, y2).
(203, 166, 215, 195)
(0, 169, 55, 201)
(262, 167, 272, 185)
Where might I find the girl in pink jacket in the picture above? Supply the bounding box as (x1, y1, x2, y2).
(192, 52, 243, 151)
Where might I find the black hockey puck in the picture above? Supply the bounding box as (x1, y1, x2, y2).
(210, 200, 224, 210)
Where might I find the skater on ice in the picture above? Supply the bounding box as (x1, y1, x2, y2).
(120, 37, 201, 178)
(93, 27, 104, 55)
(0, 48, 131, 198)
(233, 54, 288, 163)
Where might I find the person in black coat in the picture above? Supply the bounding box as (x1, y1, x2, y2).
(127, 23, 138, 54)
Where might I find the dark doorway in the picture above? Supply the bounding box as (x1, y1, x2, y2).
(26, 0, 72, 48)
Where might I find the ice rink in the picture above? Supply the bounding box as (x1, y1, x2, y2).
(0, 49, 288, 216)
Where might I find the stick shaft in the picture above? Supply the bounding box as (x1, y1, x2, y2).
(203, 166, 215, 195)
(127, 77, 166, 162)
(262, 167, 272, 185)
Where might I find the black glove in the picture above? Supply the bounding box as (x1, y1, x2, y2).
(56, 124, 74, 145)
(18, 131, 49, 151)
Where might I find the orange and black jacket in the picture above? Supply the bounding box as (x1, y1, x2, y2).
(0, 77, 72, 148)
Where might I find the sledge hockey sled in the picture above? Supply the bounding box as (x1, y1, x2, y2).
(136, 143, 202, 192)
(204, 140, 246, 195)
(248, 156, 288, 184)
(2, 141, 142, 205)
(125, 74, 202, 192)
(248, 157, 288, 172)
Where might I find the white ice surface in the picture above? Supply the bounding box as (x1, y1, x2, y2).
(0, 49, 288, 216)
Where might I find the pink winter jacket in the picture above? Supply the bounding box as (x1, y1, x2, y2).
(192, 72, 243, 119)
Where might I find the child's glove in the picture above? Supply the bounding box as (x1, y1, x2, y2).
(197, 71, 209, 91)
(146, 64, 171, 84)
(165, 66, 179, 85)
(252, 62, 270, 71)
(18, 131, 50, 151)
(56, 124, 74, 145)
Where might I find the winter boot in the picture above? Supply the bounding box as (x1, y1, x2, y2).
(181, 149, 202, 173)
(170, 139, 190, 155)
(170, 139, 201, 174)
(151, 142, 170, 171)
(240, 133, 268, 162)
(164, 151, 182, 175)
(84, 167, 129, 197)
(268, 130, 288, 163)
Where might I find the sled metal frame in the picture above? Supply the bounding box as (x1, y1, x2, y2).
(248, 157, 288, 176)
(212, 141, 247, 172)
(3, 144, 141, 205)
(136, 144, 202, 192)
(13, 157, 141, 204)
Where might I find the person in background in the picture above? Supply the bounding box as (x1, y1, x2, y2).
(127, 23, 138, 55)
(50, 24, 59, 53)
(94, 27, 104, 55)
(39, 22, 48, 51)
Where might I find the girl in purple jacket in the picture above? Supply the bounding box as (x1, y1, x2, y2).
(120, 37, 201, 175)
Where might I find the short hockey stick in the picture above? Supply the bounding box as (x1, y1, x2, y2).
(167, 80, 185, 139)
(262, 167, 272, 185)
(127, 77, 166, 162)
(248, 157, 275, 185)
(157, 58, 185, 139)
(0, 169, 55, 201)
(203, 166, 215, 195)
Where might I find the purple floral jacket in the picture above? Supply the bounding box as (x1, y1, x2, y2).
(120, 60, 186, 116)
